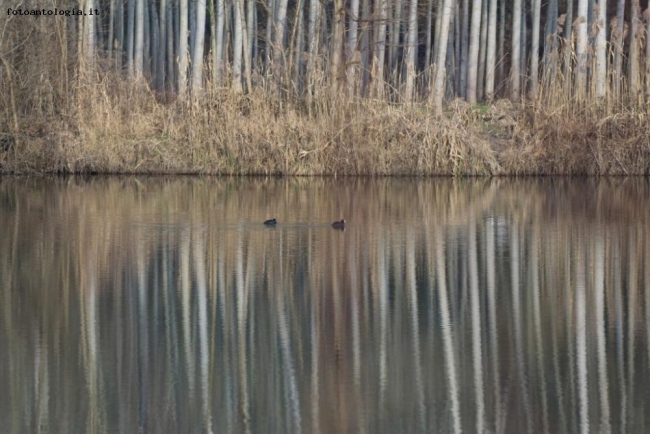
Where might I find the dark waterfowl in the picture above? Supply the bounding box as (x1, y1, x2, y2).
(331, 219, 346, 230)
(264, 218, 277, 226)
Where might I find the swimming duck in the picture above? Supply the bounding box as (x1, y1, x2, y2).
(264, 218, 277, 226)
(331, 219, 346, 230)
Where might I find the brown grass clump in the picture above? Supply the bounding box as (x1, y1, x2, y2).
(499, 103, 650, 175)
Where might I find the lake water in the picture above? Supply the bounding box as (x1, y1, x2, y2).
(1, 177, 650, 433)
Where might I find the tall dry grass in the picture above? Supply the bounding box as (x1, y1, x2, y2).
(2, 70, 499, 175)
(494, 31, 650, 176)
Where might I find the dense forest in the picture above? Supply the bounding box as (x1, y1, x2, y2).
(1, 0, 650, 174)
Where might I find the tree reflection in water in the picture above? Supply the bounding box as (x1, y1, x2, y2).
(1, 177, 649, 433)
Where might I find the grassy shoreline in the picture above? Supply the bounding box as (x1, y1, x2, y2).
(2, 84, 649, 176)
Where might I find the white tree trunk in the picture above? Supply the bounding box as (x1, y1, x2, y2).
(192, 0, 207, 95)
(86, 0, 96, 63)
(594, 0, 607, 97)
(247, 0, 256, 71)
(214, 0, 225, 84)
(460, 0, 469, 99)
(466, 0, 483, 103)
(510, 0, 521, 101)
(497, 0, 505, 91)
(149, 2, 157, 82)
(166, 2, 175, 90)
(432, 0, 456, 112)
(331, 0, 345, 92)
(179, 0, 189, 97)
(135, 0, 144, 76)
(293, 0, 305, 90)
(127, 0, 135, 76)
(425, 0, 434, 85)
(347, 0, 360, 95)
(116, 0, 124, 69)
(529, 0, 540, 98)
(359, 0, 371, 95)
(189, 0, 196, 59)
(307, 0, 321, 95)
(574, 0, 588, 97)
(232, 0, 244, 92)
(108, 0, 115, 58)
(144, 1, 151, 79)
(485, 0, 497, 99)
(374, 0, 387, 97)
(628, 0, 641, 99)
(613, 0, 624, 98)
(404, 0, 419, 101)
(273, 0, 289, 82)
(477, 0, 488, 99)
(157, 0, 168, 90)
(389, 0, 403, 76)
(646, 7, 650, 100)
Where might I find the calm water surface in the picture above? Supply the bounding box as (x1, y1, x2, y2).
(1, 177, 650, 433)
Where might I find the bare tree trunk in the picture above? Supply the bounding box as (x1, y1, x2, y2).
(232, 0, 244, 92)
(510, 0, 522, 101)
(454, 3, 461, 94)
(192, 0, 207, 96)
(628, 0, 641, 100)
(374, 0, 388, 97)
(293, 0, 305, 92)
(477, 0, 488, 100)
(359, 0, 371, 95)
(166, 2, 175, 90)
(86, 0, 96, 64)
(331, 0, 345, 93)
(447, 16, 457, 97)
(157, 0, 168, 90)
(520, 3, 527, 95)
(594, 0, 607, 98)
(189, 0, 196, 60)
(247, 0, 256, 73)
(404, 0, 419, 101)
(135, 0, 144, 76)
(466, 0, 483, 103)
(574, 0, 588, 97)
(497, 0, 504, 93)
(174, 2, 180, 87)
(127, 0, 135, 76)
(144, 0, 151, 80)
(433, 0, 443, 68)
(460, 0, 469, 99)
(214, 0, 225, 84)
(179, 0, 189, 97)
(543, 0, 558, 78)
(265, 0, 275, 73)
(432, 0, 456, 112)
(613, 0, 624, 99)
(563, 0, 573, 96)
(307, 0, 321, 97)
(529, 0, 541, 98)
(109, 0, 115, 58)
(346, 0, 360, 95)
(425, 0, 434, 87)
(646, 6, 650, 102)
(149, 2, 158, 83)
(116, 0, 124, 69)
(273, 0, 289, 85)
(389, 0, 404, 79)
(485, 0, 497, 99)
